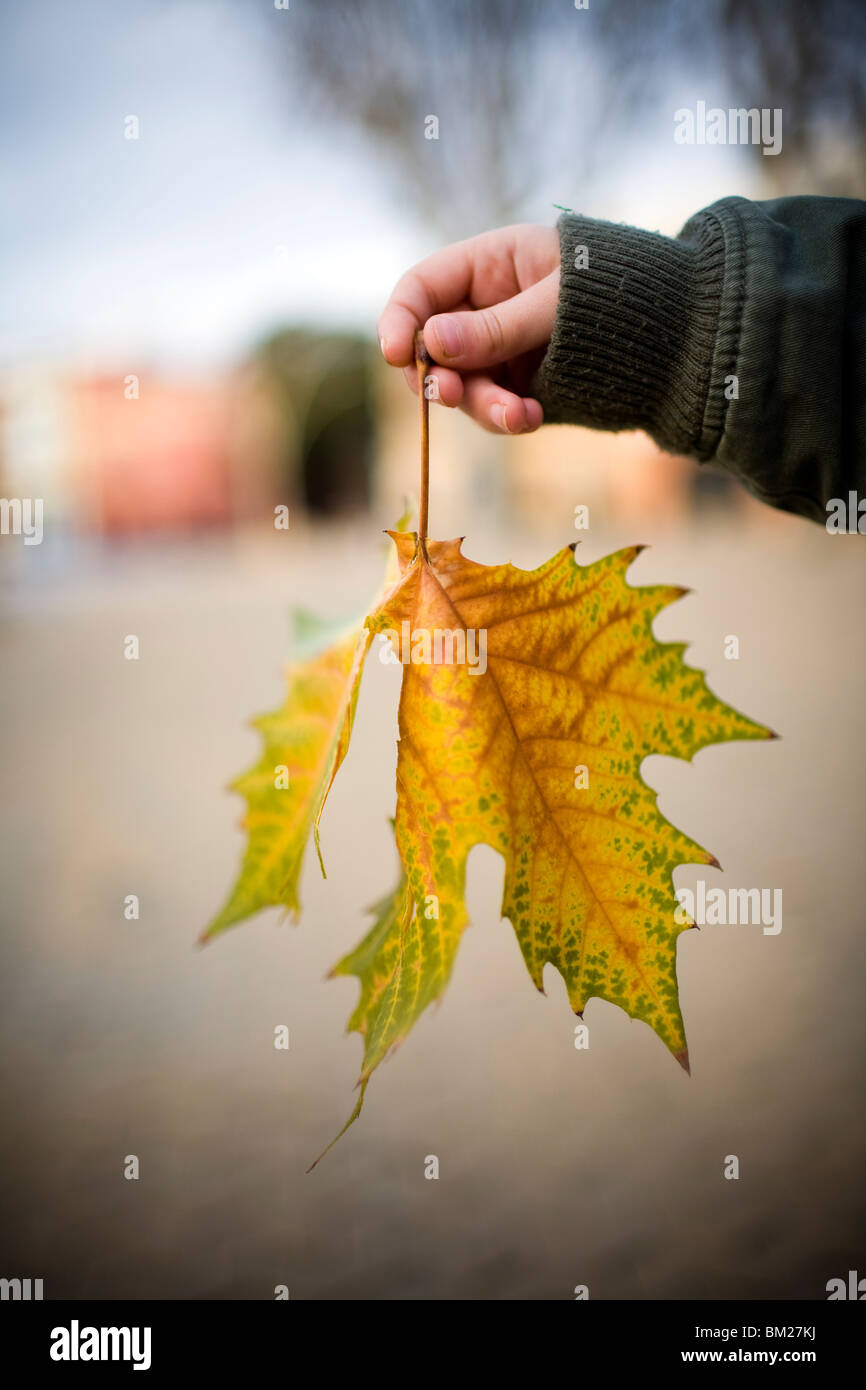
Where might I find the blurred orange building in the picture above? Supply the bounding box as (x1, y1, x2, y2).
(0, 366, 285, 537)
(74, 376, 235, 533)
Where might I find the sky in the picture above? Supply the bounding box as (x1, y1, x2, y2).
(0, 0, 422, 370)
(0, 0, 765, 373)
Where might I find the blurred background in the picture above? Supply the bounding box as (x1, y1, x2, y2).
(1, 0, 865, 1300)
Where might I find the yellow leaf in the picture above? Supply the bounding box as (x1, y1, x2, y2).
(207, 519, 775, 1165)
(360, 532, 773, 1069)
(202, 620, 372, 941)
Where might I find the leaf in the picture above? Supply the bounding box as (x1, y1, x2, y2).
(203, 515, 411, 942)
(356, 532, 773, 1075)
(207, 520, 774, 1165)
(202, 619, 372, 941)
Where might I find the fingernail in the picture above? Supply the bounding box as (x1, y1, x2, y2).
(491, 404, 510, 432)
(378, 335, 388, 358)
(432, 315, 463, 358)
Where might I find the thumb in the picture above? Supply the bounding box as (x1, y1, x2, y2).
(423, 271, 559, 370)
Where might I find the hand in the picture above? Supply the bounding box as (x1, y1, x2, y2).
(377, 223, 560, 434)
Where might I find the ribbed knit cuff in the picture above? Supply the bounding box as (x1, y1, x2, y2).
(533, 209, 731, 459)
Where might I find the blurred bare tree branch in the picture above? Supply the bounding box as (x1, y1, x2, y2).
(261, 0, 865, 236)
(719, 0, 866, 194)
(269, 0, 675, 238)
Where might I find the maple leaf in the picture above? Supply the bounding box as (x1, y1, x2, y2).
(352, 532, 773, 1076)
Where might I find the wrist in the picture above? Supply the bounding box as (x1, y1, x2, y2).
(534, 209, 730, 459)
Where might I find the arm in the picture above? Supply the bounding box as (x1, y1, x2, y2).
(538, 196, 866, 522)
(379, 197, 866, 523)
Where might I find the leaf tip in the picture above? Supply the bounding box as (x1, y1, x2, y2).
(674, 1047, 691, 1076)
(197, 918, 222, 947)
(313, 824, 327, 879)
(307, 1078, 369, 1171)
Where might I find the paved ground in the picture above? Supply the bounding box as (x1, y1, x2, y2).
(1, 503, 864, 1299)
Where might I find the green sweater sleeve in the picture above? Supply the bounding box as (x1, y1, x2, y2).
(534, 196, 866, 523)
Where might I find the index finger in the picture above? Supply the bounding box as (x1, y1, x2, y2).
(377, 238, 479, 366)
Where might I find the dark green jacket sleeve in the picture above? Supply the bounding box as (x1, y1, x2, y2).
(534, 196, 866, 523)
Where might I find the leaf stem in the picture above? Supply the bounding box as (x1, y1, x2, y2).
(414, 329, 431, 561)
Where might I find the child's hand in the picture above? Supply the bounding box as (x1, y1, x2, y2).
(378, 223, 560, 434)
